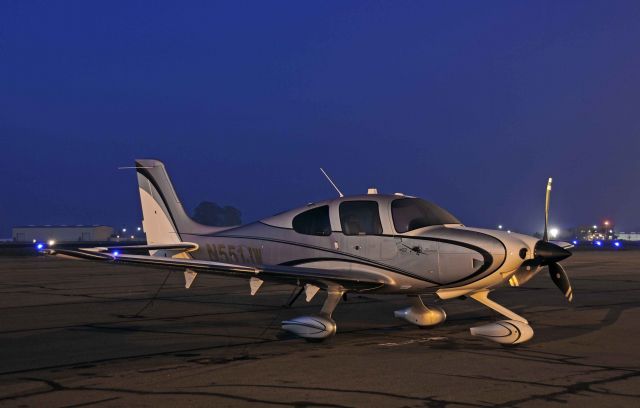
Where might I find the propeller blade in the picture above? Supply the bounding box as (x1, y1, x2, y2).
(548, 262, 573, 302)
(543, 177, 552, 242)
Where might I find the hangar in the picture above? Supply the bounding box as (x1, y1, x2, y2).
(12, 225, 114, 243)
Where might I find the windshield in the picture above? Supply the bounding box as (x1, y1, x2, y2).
(391, 198, 460, 233)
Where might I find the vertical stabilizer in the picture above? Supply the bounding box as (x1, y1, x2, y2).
(134, 159, 222, 246)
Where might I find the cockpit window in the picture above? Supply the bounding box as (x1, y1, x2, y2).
(292, 205, 331, 236)
(391, 198, 460, 233)
(339, 201, 383, 236)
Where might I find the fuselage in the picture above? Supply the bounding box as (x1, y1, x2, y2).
(176, 194, 542, 297)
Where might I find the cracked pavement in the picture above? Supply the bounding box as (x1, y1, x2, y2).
(0, 250, 639, 407)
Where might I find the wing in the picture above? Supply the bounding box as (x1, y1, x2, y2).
(45, 246, 390, 292)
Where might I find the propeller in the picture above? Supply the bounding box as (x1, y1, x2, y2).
(536, 177, 573, 302)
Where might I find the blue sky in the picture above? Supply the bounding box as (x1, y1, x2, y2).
(1, 1, 639, 236)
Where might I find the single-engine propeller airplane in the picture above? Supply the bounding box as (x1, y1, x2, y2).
(45, 159, 573, 345)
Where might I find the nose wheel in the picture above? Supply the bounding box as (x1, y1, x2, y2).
(468, 289, 534, 345)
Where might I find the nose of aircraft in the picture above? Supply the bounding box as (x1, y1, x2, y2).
(534, 240, 571, 264)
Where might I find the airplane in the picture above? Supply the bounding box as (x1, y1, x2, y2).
(45, 159, 573, 345)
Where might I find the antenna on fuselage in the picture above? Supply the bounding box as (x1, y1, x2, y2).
(320, 168, 344, 197)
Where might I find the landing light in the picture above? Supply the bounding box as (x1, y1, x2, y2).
(550, 228, 559, 239)
(48, 240, 56, 246)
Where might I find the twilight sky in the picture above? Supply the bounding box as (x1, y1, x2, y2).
(1, 0, 639, 237)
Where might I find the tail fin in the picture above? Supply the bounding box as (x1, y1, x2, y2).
(135, 159, 221, 244)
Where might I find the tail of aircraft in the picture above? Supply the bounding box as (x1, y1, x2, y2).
(135, 159, 224, 245)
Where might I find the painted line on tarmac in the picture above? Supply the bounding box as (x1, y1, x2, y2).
(378, 337, 448, 346)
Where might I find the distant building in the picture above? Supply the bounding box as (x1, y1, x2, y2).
(617, 232, 640, 241)
(570, 221, 616, 241)
(12, 225, 114, 243)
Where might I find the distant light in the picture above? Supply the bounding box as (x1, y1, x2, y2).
(32, 239, 36, 243)
(48, 240, 56, 246)
(116, 235, 120, 239)
(572, 240, 578, 245)
(498, 225, 503, 229)
(593, 225, 597, 229)
(113, 251, 120, 256)
(130, 235, 134, 239)
(122, 228, 127, 233)
(36, 243, 44, 250)
(609, 229, 613, 233)
(604, 221, 610, 226)
(614, 241, 621, 248)
(550, 228, 559, 239)
(595, 240, 602, 247)
(137, 227, 141, 231)
(507, 230, 511, 234)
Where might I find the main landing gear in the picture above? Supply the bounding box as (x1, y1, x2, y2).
(281, 287, 343, 341)
(394, 296, 447, 327)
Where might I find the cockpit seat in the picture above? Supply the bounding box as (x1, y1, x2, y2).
(344, 219, 362, 235)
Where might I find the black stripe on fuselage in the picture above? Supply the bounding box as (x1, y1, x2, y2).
(279, 256, 393, 269)
(382, 233, 505, 286)
(187, 227, 505, 287)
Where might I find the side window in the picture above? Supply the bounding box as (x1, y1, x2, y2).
(292, 206, 331, 236)
(339, 201, 383, 236)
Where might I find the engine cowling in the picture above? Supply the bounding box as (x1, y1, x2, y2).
(281, 315, 336, 340)
(470, 319, 533, 345)
(394, 304, 446, 327)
